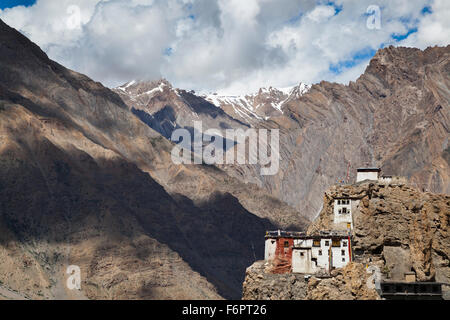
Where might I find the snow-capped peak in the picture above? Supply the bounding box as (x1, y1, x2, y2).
(203, 83, 310, 122)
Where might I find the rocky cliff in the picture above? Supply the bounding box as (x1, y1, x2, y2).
(242, 261, 379, 300)
(123, 46, 450, 223)
(243, 181, 450, 300)
(264, 45, 450, 221)
(308, 181, 449, 285)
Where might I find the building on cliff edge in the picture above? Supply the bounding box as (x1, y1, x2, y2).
(263, 167, 407, 276)
(265, 231, 352, 275)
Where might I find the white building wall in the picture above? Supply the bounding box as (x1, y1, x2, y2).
(293, 238, 332, 274)
(333, 199, 353, 229)
(357, 171, 379, 182)
(331, 239, 350, 269)
(292, 249, 315, 274)
(264, 238, 277, 261)
(313, 239, 331, 271)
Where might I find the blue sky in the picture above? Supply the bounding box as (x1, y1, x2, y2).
(0, 0, 448, 94)
(0, 0, 35, 10)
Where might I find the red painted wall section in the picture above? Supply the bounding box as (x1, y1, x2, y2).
(271, 238, 294, 274)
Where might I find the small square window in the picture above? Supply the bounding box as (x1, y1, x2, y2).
(313, 240, 321, 247)
(319, 250, 322, 256)
(342, 258, 345, 262)
(284, 241, 290, 248)
(325, 241, 330, 246)
(337, 200, 341, 205)
(343, 241, 347, 247)
(300, 252, 304, 257)
(341, 250, 345, 255)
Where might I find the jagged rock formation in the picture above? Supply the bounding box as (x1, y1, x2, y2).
(0, 19, 307, 300)
(267, 45, 450, 220)
(242, 261, 379, 300)
(309, 182, 450, 289)
(242, 261, 308, 300)
(113, 79, 249, 140)
(243, 181, 450, 300)
(203, 84, 310, 124)
(124, 46, 450, 223)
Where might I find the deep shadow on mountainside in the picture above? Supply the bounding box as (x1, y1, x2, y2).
(234, 45, 450, 221)
(115, 45, 450, 222)
(252, 44, 450, 220)
(0, 19, 307, 300)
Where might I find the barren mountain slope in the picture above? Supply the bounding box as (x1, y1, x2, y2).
(274, 45, 450, 219)
(0, 19, 307, 300)
(222, 46, 450, 220)
(119, 46, 449, 222)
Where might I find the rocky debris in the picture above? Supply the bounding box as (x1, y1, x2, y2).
(242, 261, 308, 300)
(242, 261, 379, 300)
(306, 263, 380, 300)
(269, 257, 291, 275)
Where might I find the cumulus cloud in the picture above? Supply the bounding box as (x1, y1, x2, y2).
(0, 0, 448, 94)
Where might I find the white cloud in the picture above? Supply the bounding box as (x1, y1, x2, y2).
(306, 5, 335, 22)
(0, 0, 448, 94)
(401, 0, 450, 48)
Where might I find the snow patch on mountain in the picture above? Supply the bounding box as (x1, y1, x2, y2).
(203, 83, 310, 122)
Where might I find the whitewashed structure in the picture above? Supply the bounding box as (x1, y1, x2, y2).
(264, 237, 277, 261)
(264, 231, 352, 275)
(292, 236, 351, 274)
(333, 198, 353, 230)
(356, 167, 381, 182)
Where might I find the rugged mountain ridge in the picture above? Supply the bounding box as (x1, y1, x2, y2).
(202, 84, 310, 124)
(0, 18, 307, 300)
(113, 79, 250, 140)
(115, 46, 449, 223)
